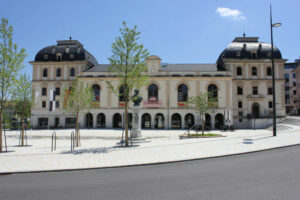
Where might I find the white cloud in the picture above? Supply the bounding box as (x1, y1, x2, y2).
(216, 7, 246, 20)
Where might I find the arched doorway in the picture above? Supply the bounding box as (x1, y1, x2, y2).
(184, 113, 194, 129)
(171, 113, 182, 129)
(96, 113, 105, 128)
(86, 113, 93, 128)
(252, 103, 260, 118)
(215, 114, 224, 129)
(142, 113, 151, 129)
(113, 113, 122, 128)
(205, 114, 211, 129)
(127, 113, 133, 129)
(154, 113, 165, 129)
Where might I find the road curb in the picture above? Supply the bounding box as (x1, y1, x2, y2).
(1, 143, 300, 175)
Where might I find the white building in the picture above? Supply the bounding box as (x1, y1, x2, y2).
(30, 36, 286, 130)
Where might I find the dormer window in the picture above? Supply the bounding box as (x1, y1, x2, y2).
(77, 48, 81, 54)
(236, 52, 241, 57)
(65, 47, 69, 53)
(56, 53, 62, 61)
(44, 55, 48, 60)
(251, 51, 257, 59)
(51, 48, 55, 54)
(267, 52, 271, 57)
(70, 54, 74, 59)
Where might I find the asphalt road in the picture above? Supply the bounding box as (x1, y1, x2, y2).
(1, 146, 300, 200)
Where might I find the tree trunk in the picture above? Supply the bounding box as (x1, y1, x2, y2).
(21, 118, 24, 146)
(76, 113, 79, 147)
(125, 101, 129, 146)
(0, 111, 2, 152)
(202, 113, 204, 135)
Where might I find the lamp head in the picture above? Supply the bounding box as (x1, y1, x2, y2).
(272, 23, 282, 27)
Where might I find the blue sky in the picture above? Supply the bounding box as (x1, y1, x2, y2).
(1, 0, 299, 77)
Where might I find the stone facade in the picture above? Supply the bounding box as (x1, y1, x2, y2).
(30, 37, 286, 130)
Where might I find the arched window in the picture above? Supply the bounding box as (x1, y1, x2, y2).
(184, 113, 194, 129)
(178, 84, 188, 102)
(142, 113, 151, 129)
(237, 67, 242, 76)
(70, 68, 75, 77)
(92, 84, 100, 102)
(208, 84, 218, 102)
(154, 113, 165, 129)
(171, 113, 182, 129)
(148, 84, 158, 101)
(43, 68, 48, 77)
(56, 68, 61, 77)
(252, 67, 257, 76)
(96, 113, 106, 128)
(267, 67, 272, 76)
(252, 103, 260, 118)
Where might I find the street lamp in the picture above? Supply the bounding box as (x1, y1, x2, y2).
(270, 5, 281, 137)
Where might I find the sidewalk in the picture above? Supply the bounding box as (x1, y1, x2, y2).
(1, 124, 300, 173)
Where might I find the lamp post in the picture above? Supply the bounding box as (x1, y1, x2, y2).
(270, 5, 281, 137)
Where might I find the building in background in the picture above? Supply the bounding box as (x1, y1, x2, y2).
(291, 59, 300, 115)
(284, 62, 298, 114)
(30, 35, 286, 130)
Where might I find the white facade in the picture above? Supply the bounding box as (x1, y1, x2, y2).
(31, 37, 286, 130)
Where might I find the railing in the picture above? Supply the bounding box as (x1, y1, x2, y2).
(18, 128, 28, 146)
(71, 131, 75, 151)
(2, 126, 7, 152)
(51, 132, 56, 151)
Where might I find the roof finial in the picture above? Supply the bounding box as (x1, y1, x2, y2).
(243, 32, 246, 37)
(69, 35, 72, 40)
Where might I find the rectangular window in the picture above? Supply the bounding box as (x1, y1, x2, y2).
(55, 101, 59, 108)
(42, 88, 47, 96)
(237, 87, 243, 95)
(293, 73, 296, 79)
(284, 73, 289, 81)
(268, 87, 273, 95)
(293, 82, 296, 87)
(269, 101, 273, 108)
(252, 87, 258, 95)
(42, 101, 46, 108)
(238, 101, 243, 108)
(293, 90, 297, 95)
(55, 87, 60, 96)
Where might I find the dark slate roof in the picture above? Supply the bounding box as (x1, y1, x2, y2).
(86, 64, 110, 72)
(34, 39, 98, 65)
(161, 64, 218, 72)
(85, 63, 218, 73)
(217, 37, 282, 71)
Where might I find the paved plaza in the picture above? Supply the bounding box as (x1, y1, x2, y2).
(0, 116, 300, 173)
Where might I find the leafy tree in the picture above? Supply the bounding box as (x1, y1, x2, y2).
(0, 18, 26, 152)
(12, 74, 32, 146)
(63, 79, 93, 146)
(188, 92, 218, 135)
(107, 21, 149, 146)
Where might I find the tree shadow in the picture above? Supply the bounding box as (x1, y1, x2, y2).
(243, 136, 274, 144)
(61, 147, 113, 155)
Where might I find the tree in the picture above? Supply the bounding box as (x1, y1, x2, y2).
(188, 92, 218, 135)
(63, 79, 93, 146)
(0, 18, 26, 152)
(13, 74, 32, 146)
(107, 21, 149, 146)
